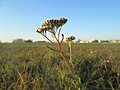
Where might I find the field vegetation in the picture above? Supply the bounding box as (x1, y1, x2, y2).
(0, 42, 120, 90)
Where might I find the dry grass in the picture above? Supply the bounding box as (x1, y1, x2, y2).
(0, 43, 120, 90)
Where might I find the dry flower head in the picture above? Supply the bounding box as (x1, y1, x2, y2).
(36, 17, 67, 35)
(66, 36, 75, 43)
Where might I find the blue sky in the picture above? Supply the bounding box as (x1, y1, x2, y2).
(0, 0, 120, 42)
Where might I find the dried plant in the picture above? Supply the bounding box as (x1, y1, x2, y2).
(36, 18, 83, 90)
(36, 17, 72, 73)
(65, 36, 75, 62)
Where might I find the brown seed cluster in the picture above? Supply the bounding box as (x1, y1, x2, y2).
(36, 18, 68, 35)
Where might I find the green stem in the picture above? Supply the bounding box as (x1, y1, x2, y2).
(58, 27, 62, 41)
(69, 43, 72, 62)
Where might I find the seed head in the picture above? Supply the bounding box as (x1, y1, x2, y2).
(65, 36, 75, 43)
(59, 18, 68, 26)
(36, 28, 46, 35)
(36, 17, 68, 35)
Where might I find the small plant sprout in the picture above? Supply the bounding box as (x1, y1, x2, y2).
(36, 17, 73, 73)
(65, 36, 75, 62)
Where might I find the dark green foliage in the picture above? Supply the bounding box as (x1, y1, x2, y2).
(0, 43, 120, 90)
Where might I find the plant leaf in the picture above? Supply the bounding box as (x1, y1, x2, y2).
(46, 46, 59, 52)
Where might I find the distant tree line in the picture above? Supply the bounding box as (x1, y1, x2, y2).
(12, 39, 47, 43)
(13, 39, 33, 43)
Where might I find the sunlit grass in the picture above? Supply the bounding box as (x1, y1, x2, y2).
(0, 43, 120, 89)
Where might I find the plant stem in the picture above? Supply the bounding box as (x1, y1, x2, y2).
(60, 34, 64, 43)
(43, 35, 52, 43)
(58, 27, 62, 41)
(69, 43, 72, 62)
(53, 33, 73, 73)
(60, 52, 73, 73)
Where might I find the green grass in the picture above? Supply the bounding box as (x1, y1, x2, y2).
(0, 43, 120, 90)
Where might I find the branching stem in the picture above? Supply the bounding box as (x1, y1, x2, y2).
(53, 33, 73, 74)
(43, 35, 52, 43)
(58, 27, 62, 41)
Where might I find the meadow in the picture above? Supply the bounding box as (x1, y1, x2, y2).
(0, 42, 120, 90)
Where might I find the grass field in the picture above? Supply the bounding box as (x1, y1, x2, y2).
(0, 42, 120, 90)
